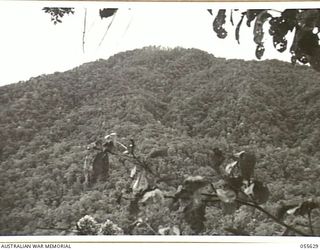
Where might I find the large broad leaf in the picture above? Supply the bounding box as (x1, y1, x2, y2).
(289, 12, 313, 64)
(297, 9, 320, 30)
(290, 29, 309, 64)
(99, 8, 118, 19)
(253, 11, 272, 44)
(296, 30, 319, 56)
(158, 226, 171, 235)
(173, 176, 207, 202)
(173, 176, 208, 233)
(230, 10, 234, 26)
(255, 44, 265, 60)
(226, 176, 243, 192)
(182, 176, 208, 193)
(286, 199, 319, 216)
(225, 161, 238, 176)
(210, 148, 225, 175)
(253, 11, 272, 59)
(140, 188, 164, 204)
(292, 28, 320, 71)
(128, 196, 140, 216)
(213, 10, 228, 39)
(246, 9, 266, 27)
(235, 151, 256, 182)
(286, 206, 300, 215)
(269, 10, 298, 53)
(235, 14, 245, 44)
(172, 225, 180, 235)
(216, 188, 237, 203)
(183, 201, 206, 233)
(245, 180, 270, 204)
(299, 11, 320, 70)
(244, 183, 254, 196)
(233, 151, 245, 158)
(132, 171, 149, 195)
(276, 203, 298, 220)
(277, 199, 320, 220)
(130, 166, 137, 178)
(309, 48, 320, 71)
(87, 140, 103, 151)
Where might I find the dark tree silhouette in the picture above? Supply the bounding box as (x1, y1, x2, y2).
(42, 7, 320, 71)
(210, 9, 320, 71)
(42, 7, 75, 24)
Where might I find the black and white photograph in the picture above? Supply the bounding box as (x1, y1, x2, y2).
(0, 0, 320, 243)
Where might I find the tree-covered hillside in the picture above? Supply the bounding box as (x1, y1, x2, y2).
(0, 47, 319, 235)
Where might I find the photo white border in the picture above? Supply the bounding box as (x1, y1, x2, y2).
(0, 0, 319, 249)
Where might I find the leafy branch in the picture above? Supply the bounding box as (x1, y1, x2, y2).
(42, 7, 75, 25)
(210, 9, 320, 71)
(82, 135, 320, 236)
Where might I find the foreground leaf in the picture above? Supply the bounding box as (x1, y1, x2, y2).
(213, 10, 228, 39)
(287, 199, 319, 216)
(235, 14, 245, 44)
(246, 9, 266, 27)
(132, 170, 149, 195)
(182, 176, 208, 193)
(253, 11, 272, 59)
(99, 8, 118, 19)
(216, 188, 237, 203)
(140, 188, 164, 204)
(183, 201, 206, 233)
(235, 151, 256, 181)
(225, 161, 238, 175)
(248, 181, 270, 204)
(253, 11, 272, 45)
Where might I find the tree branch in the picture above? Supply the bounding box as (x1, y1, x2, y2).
(307, 210, 314, 236)
(199, 192, 308, 236)
(82, 8, 87, 54)
(236, 199, 308, 236)
(98, 12, 117, 48)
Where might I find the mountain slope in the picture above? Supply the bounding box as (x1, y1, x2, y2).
(0, 47, 319, 235)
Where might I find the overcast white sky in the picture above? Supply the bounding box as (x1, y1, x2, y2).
(0, 1, 319, 86)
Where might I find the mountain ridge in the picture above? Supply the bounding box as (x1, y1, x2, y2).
(0, 46, 319, 235)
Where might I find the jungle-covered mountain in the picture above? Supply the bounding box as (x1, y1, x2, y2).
(0, 47, 320, 236)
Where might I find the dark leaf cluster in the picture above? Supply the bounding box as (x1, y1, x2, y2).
(212, 9, 320, 71)
(42, 7, 75, 25)
(99, 8, 118, 19)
